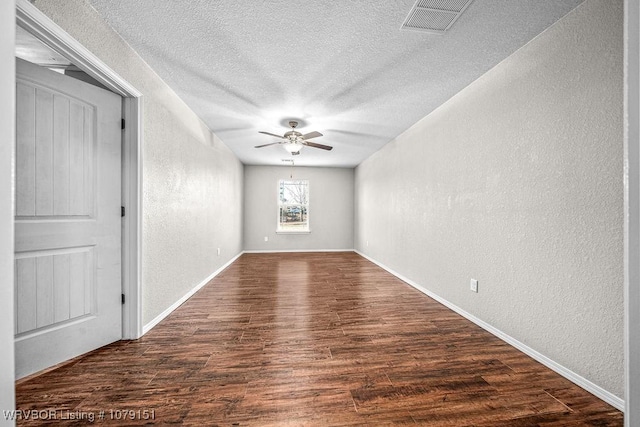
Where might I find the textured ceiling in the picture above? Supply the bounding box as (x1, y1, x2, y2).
(86, 0, 584, 167)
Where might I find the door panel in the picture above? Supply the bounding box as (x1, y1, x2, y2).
(15, 247, 94, 334)
(14, 58, 122, 378)
(16, 82, 95, 218)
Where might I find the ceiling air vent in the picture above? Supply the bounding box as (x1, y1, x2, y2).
(401, 0, 474, 34)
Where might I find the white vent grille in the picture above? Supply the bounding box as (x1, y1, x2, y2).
(401, 0, 474, 34)
(416, 0, 470, 12)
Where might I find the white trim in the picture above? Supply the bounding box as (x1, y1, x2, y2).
(354, 250, 625, 412)
(625, 0, 640, 423)
(243, 249, 355, 254)
(142, 252, 243, 335)
(1, 0, 16, 417)
(16, 0, 143, 339)
(121, 98, 143, 339)
(15, 0, 140, 98)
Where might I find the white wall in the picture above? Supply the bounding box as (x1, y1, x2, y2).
(356, 0, 624, 399)
(244, 166, 354, 251)
(0, 1, 16, 423)
(31, 0, 244, 325)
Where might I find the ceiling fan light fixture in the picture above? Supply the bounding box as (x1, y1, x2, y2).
(283, 142, 304, 153)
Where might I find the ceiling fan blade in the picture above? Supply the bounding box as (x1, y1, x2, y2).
(259, 131, 286, 139)
(254, 142, 281, 148)
(303, 141, 333, 151)
(301, 131, 323, 140)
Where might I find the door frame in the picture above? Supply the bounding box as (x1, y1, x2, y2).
(625, 0, 639, 424)
(16, 0, 143, 339)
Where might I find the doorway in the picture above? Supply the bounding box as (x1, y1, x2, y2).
(14, 0, 142, 378)
(15, 57, 123, 378)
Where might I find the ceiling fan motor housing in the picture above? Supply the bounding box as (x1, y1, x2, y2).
(284, 130, 302, 140)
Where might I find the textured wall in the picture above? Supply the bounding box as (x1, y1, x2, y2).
(31, 0, 244, 325)
(0, 0, 16, 419)
(355, 0, 623, 397)
(244, 166, 354, 251)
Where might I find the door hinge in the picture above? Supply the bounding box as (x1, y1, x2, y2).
(121, 293, 125, 305)
(121, 206, 125, 217)
(121, 118, 126, 130)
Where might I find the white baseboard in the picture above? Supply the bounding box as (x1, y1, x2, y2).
(243, 249, 355, 254)
(354, 250, 625, 412)
(142, 252, 243, 335)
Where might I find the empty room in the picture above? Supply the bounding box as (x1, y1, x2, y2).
(2, 0, 640, 425)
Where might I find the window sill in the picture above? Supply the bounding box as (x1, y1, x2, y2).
(276, 230, 311, 234)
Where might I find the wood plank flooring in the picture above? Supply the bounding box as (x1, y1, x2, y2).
(15, 252, 623, 425)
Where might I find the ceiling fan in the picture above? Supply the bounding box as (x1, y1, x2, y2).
(256, 121, 333, 155)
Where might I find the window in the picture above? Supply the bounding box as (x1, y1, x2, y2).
(278, 179, 309, 232)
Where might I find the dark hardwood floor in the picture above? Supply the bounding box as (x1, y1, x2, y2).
(15, 252, 622, 425)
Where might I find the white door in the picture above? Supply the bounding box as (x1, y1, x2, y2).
(14, 58, 122, 378)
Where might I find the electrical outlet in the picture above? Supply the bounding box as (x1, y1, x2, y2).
(264, 236, 268, 242)
(217, 248, 221, 256)
(470, 279, 478, 293)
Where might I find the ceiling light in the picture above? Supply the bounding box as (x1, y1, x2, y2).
(283, 142, 303, 154)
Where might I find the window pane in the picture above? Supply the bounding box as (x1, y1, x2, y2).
(278, 179, 309, 231)
(280, 180, 308, 205)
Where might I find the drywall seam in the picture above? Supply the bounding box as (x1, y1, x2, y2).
(354, 250, 625, 411)
(142, 251, 243, 335)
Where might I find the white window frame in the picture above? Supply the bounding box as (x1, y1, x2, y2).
(276, 179, 310, 234)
